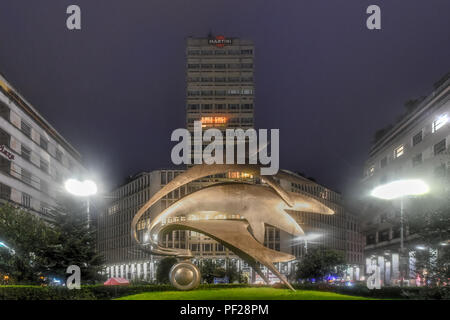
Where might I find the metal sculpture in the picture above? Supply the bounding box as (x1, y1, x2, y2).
(131, 164, 334, 291)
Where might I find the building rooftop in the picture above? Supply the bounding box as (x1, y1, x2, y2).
(369, 73, 450, 158)
(0, 72, 82, 162)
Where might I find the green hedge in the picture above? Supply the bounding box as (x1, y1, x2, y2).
(0, 283, 253, 300)
(1, 283, 447, 300)
(291, 283, 450, 300)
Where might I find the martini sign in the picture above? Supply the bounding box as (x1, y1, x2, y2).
(208, 35, 232, 48)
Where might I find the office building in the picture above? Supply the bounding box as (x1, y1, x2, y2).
(360, 73, 449, 285)
(0, 73, 85, 220)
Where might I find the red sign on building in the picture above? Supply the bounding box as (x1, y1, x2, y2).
(208, 35, 232, 48)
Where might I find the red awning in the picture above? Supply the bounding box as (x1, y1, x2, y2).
(104, 277, 130, 286)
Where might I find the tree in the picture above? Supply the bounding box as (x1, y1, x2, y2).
(200, 259, 219, 283)
(0, 204, 105, 284)
(295, 247, 346, 282)
(41, 209, 105, 284)
(224, 259, 246, 283)
(0, 204, 58, 283)
(409, 196, 450, 286)
(156, 257, 177, 284)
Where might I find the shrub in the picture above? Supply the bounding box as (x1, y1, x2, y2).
(0, 283, 255, 300)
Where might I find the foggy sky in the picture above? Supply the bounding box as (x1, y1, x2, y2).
(0, 0, 449, 199)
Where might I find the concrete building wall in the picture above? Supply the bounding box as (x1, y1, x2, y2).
(0, 73, 85, 219)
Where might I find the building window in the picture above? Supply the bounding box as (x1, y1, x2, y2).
(21, 120, 32, 138)
(22, 169, 32, 185)
(380, 156, 387, 168)
(22, 192, 31, 208)
(394, 145, 404, 158)
(21, 145, 31, 161)
(187, 64, 200, 69)
(434, 139, 446, 155)
(368, 166, 375, 176)
(412, 131, 423, 146)
(40, 137, 49, 151)
(412, 153, 422, 167)
(0, 102, 10, 120)
(187, 104, 200, 111)
(55, 149, 63, 163)
(40, 202, 52, 215)
(366, 234, 376, 245)
(392, 226, 401, 239)
(40, 180, 49, 194)
(379, 229, 390, 242)
(432, 114, 448, 133)
(40, 159, 49, 174)
(0, 182, 11, 200)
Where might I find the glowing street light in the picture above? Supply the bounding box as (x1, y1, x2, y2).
(370, 179, 429, 200)
(294, 233, 322, 254)
(371, 179, 429, 285)
(65, 179, 97, 197)
(65, 178, 98, 228)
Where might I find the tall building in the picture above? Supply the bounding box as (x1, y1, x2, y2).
(97, 35, 364, 283)
(186, 35, 254, 134)
(0, 73, 85, 220)
(359, 73, 449, 286)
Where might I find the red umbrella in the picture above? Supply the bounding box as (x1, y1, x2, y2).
(104, 277, 130, 286)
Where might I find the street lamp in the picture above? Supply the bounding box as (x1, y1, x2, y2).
(65, 178, 98, 228)
(371, 179, 429, 285)
(294, 233, 322, 254)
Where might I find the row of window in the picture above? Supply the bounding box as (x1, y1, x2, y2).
(187, 103, 253, 111)
(187, 89, 253, 97)
(187, 63, 253, 70)
(187, 49, 253, 56)
(0, 157, 54, 197)
(1, 101, 71, 165)
(366, 226, 402, 245)
(369, 138, 447, 176)
(187, 117, 253, 124)
(368, 113, 448, 175)
(0, 127, 70, 185)
(188, 76, 253, 83)
(0, 182, 53, 217)
(290, 182, 342, 203)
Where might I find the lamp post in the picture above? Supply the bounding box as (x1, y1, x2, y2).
(65, 178, 98, 228)
(371, 179, 429, 286)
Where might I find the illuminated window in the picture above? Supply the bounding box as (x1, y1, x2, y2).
(394, 145, 404, 158)
(369, 166, 375, 176)
(201, 116, 227, 127)
(432, 114, 448, 133)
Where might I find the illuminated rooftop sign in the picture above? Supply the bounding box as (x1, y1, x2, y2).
(208, 35, 232, 48)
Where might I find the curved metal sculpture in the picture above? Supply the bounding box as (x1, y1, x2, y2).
(132, 164, 334, 291)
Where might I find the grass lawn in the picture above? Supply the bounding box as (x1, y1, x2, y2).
(116, 287, 375, 300)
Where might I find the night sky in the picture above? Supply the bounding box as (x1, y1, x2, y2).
(0, 1, 449, 201)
